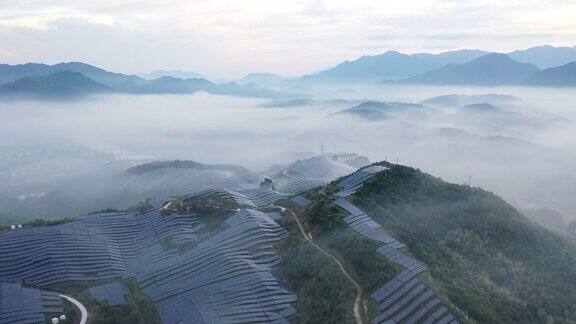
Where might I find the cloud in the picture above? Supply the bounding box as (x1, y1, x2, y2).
(0, 0, 575, 78)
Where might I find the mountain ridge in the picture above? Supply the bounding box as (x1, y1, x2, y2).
(524, 61, 576, 86)
(0, 62, 280, 99)
(393, 53, 539, 85)
(0, 71, 110, 98)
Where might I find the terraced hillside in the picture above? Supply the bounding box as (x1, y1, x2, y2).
(288, 162, 576, 323)
(272, 153, 369, 193)
(0, 202, 298, 323)
(283, 166, 458, 323)
(0, 282, 63, 323)
(120, 160, 264, 196)
(135, 209, 297, 323)
(0, 209, 205, 286)
(3, 157, 573, 323)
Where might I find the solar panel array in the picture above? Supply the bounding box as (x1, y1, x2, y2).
(0, 281, 62, 324)
(273, 156, 359, 193)
(0, 210, 204, 286)
(377, 245, 425, 274)
(134, 209, 297, 324)
(89, 282, 127, 306)
(331, 170, 459, 324)
(336, 165, 388, 197)
(122, 167, 262, 195)
(181, 187, 284, 208)
(334, 198, 398, 244)
(0, 206, 298, 323)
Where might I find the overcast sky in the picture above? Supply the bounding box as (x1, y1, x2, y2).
(0, 0, 574, 78)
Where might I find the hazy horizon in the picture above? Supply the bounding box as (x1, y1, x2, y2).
(1, 0, 576, 79)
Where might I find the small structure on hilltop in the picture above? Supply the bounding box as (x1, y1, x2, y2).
(260, 177, 275, 190)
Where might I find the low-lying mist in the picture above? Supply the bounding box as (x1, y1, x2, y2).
(1, 85, 576, 228)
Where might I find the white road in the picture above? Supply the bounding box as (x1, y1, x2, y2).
(59, 294, 88, 324)
(280, 206, 365, 324)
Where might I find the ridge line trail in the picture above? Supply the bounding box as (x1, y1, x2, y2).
(280, 206, 365, 324)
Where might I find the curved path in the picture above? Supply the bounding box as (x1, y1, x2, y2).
(59, 294, 88, 324)
(280, 206, 365, 324)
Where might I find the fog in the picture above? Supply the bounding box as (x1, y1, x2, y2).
(1, 86, 576, 228)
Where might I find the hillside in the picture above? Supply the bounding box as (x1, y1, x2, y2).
(396, 53, 539, 85)
(508, 45, 576, 69)
(421, 94, 522, 107)
(271, 154, 369, 193)
(0, 71, 109, 98)
(121, 160, 264, 195)
(0, 62, 279, 99)
(328, 101, 430, 121)
(2, 157, 576, 323)
(233, 72, 285, 86)
(524, 62, 576, 87)
(299, 50, 488, 83)
(339, 163, 576, 323)
(140, 70, 206, 80)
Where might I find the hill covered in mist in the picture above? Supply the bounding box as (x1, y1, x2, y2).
(394, 53, 539, 86)
(0, 62, 280, 100)
(293, 162, 576, 323)
(525, 62, 576, 86)
(296, 45, 576, 86)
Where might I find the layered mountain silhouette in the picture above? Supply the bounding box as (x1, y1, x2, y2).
(0, 62, 279, 99)
(140, 70, 206, 80)
(300, 49, 488, 83)
(232, 73, 285, 86)
(0, 71, 110, 98)
(421, 94, 522, 107)
(327, 101, 429, 121)
(524, 62, 576, 86)
(508, 45, 576, 69)
(2, 44, 575, 100)
(394, 53, 539, 85)
(298, 45, 576, 85)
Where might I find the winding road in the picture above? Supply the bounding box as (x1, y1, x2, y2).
(59, 294, 88, 324)
(279, 206, 365, 324)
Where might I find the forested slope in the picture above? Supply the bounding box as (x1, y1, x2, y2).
(350, 162, 576, 323)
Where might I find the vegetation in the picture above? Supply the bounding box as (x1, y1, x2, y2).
(349, 163, 576, 323)
(88, 279, 162, 324)
(275, 214, 356, 323)
(124, 160, 251, 176)
(0, 217, 75, 234)
(48, 279, 161, 324)
(127, 201, 153, 214)
(315, 228, 400, 319)
(296, 191, 400, 320)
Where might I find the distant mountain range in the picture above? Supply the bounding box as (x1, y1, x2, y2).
(508, 45, 576, 69)
(0, 62, 279, 100)
(232, 73, 286, 87)
(394, 53, 539, 85)
(0, 71, 110, 98)
(299, 45, 576, 85)
(1, 45, 575, 99)
(328, 101, 430, 121)
(525, 62, 576, 87)
(140, 70, 206, 80)
(421, 94, 522, 107)
(300, 49, 489, 83)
